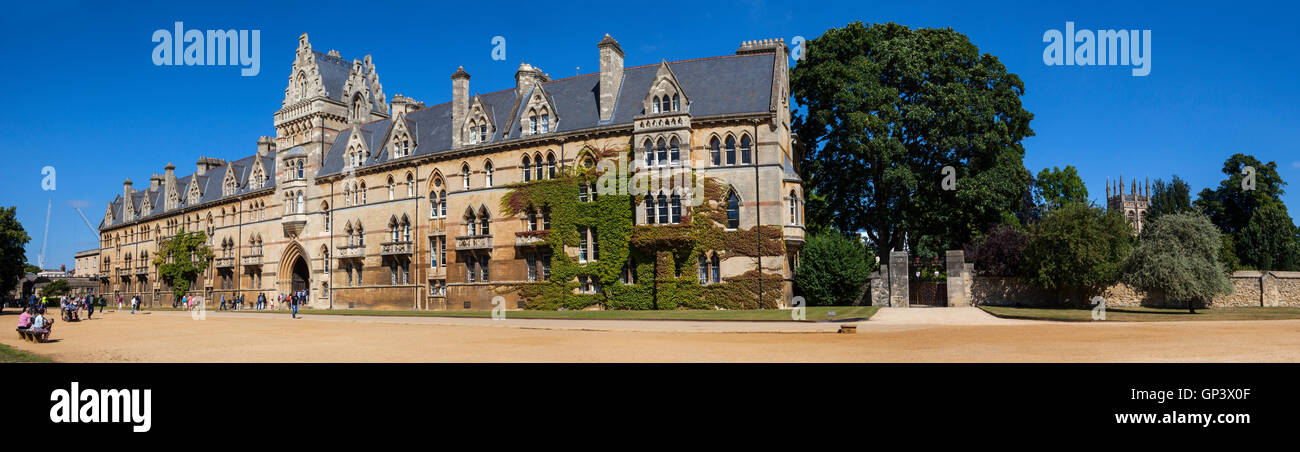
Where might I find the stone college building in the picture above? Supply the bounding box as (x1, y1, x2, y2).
(95, 33, 804, 310)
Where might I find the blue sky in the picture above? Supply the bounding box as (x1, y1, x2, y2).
(1, 0, 1297, 269)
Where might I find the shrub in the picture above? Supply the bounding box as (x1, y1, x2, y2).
(1021, 203, 1132, 303)
(794, 232, 872, 306)
(964, 224, 1027, 276)
(1123, 212, 1233, 313)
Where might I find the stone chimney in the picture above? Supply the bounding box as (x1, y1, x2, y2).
(150, 174, 163, 190)
(451, 66, 470, 148)
(257, 136, 275, 157)
(196, 157, 224, 176)
(597, 33, 624, 122)
(515, 63, 548, 99)
(391, 94, 424, 116)
(123, 178, 133, 201)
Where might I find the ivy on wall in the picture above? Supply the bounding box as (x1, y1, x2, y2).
(502, 143, 786, 310)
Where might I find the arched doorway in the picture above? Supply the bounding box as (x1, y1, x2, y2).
(278, 242, 311, 298)
(291, 257, 309, 293)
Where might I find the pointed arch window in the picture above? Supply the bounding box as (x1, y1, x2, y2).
(656, 138, 667, 166)
(485, 161, 494, 187)
(725, 136, 737, 165)
(478, 207, 491, 236)
(669, 136, 680, 165)
(534, 153, 544, 181)
(652, 96, 661, 113)
(661, 96, 670, 114)
(643, 139, 654, 167)
(546, 153, 556, 179)
(740, 134, 752, 164)
(672, 94, 680, 112)
(462, 164, 471, 190)
(670, 193, 681, 223)
(540, 113, 550, 133)
(406, 173, 415, 198)
(522, 155, 532, 182)
(726, 191, 740, 229)
(710, 137, 721, 166)
(387, 176, 396, 201)
(644, 195, 654, 225)
(657, 193, 668, 224)
(296, 160, 305, 179)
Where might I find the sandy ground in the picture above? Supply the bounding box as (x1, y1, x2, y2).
(4, 308, 1300, 362)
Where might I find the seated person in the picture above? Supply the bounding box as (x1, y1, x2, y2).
(29, 311, 46, 332)
(16, 309, 31, 329)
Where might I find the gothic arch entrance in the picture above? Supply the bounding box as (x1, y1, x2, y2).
(291, 257, 309, 293)
(279, 242, 311, 296)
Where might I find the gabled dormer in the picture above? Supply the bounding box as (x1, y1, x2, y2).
(344, 126, 372, 168)
(463, 96, 496, 145)
(385, 112, 416, 159)
(165, 180, 180, 211)
(186, 178, 203, 205)
(222, 165, 239, 196)
(520, 84, 558, 136)
(642, 60, 689, 115)
(139, 192, 153, 217)
(247, 158, 269, 190)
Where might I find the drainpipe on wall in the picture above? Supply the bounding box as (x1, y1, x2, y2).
(753, 120, 762, 307)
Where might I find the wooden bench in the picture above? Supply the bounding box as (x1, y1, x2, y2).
(16, 319, 54, 343)
(837, 323, 857, 334)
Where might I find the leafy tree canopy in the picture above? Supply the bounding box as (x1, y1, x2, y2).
(1236, 202, 1300, 271)
(0, 206, 32, 296)
(1146, 176, 1192, 223)
(1123, 212, 1232, 313)
(1194, 154, 1298, 270)
(1034, 166, 1088, 210)
(1021, 203, 1132, 298)
(39, 279, 69, 297)
(792, 21, 1034, 259)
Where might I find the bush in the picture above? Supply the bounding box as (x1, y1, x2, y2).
(964, 224, 1027, 276)
(1123, 212, 1233, 313)
(794, 232, 872, 306)
(1021, 203, 1132, 302)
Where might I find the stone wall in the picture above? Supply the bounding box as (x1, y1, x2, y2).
(970, 271, 1300, 308)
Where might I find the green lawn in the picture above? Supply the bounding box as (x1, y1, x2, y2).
(0, 343, 53, 363)
(144, 305, 877, 322)
(980, 305, 1300, 322)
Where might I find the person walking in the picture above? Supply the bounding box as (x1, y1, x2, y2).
(130, 295, 137, 314)
(84, 296, 93, 320)
(290, 292, 299, 319)
(219, 294, 226, 311)
(117, 296, 123, 310)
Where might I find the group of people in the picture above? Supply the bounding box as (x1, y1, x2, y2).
(58, 294, 104, 321)
(216, 290, 307, 318)
(15, 305, 50, 336)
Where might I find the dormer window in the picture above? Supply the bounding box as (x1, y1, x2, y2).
(529, 115, 537, 134)
(478, 125, 487, 143)
(672, 94, 680, 111)
(652, 96, 661, 113)
(468, 121, 478, 144)
(540, 114, 549, 133)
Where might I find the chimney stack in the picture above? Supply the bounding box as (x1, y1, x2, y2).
(123, 178, 133, 201)
(150, 174, 163, 190)
(257, 136, 275, 157)
(597, 34, 624, 122)
(451, 66, 470, 148)
(515, 62, 547, 99)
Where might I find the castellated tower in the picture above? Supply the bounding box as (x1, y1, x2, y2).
(1106, 175, 1151, 235)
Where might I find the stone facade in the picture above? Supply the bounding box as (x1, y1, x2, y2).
(74, 249, 100, 278)
(96, 34, 804, 310)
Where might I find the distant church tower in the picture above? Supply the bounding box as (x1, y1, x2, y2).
(1106, 175, 1151, 235)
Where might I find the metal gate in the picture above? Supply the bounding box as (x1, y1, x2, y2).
(909, 256, 948, 307)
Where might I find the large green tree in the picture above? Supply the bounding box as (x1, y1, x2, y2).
(1146, 176, 1192, 223)
(1123, 212, 1232, 313)
(794, 232, 873, 306)
(0, 206, 32, 297)
(1194, 154, 1299, 270)
(791, 21, 1034, 259)
(1021, 203, 1132, 303)
(153, 228, 213, 299)
(1033, 166, 1088, 210)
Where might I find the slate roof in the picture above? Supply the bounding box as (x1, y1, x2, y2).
(102, 49, 779, 230)
(319, 52, 776, 177)
(102, 154, 276, 229)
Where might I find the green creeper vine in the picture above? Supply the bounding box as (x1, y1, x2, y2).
(501, 142, 786, 310)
